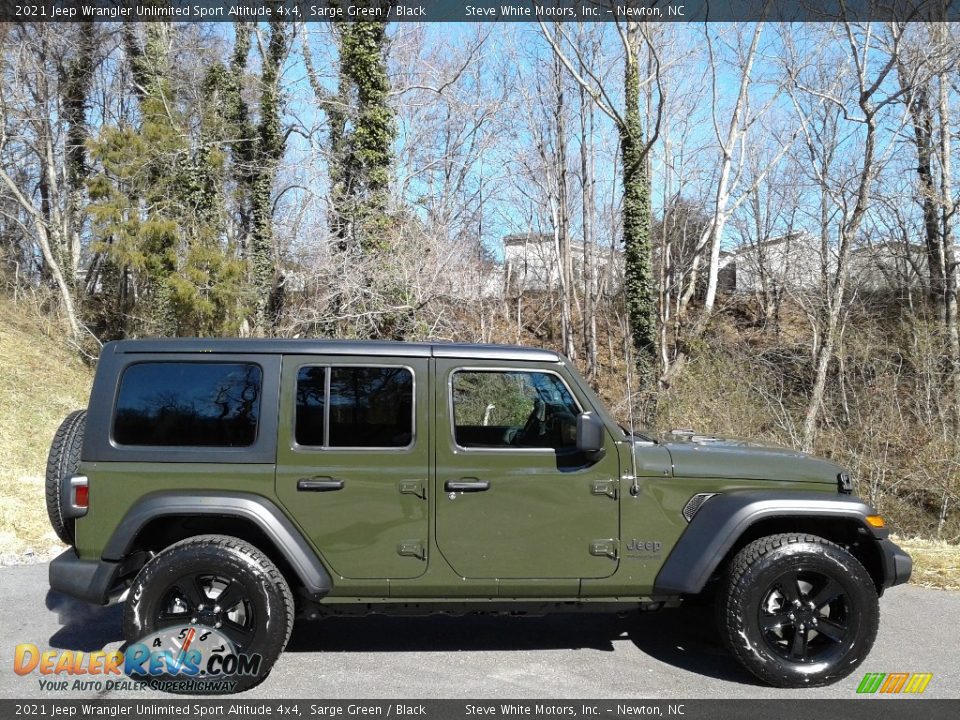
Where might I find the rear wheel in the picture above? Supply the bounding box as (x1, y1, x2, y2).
(45, 410, 86, 545)
(719, 533, 879, 687)
(123, 535, 294, 693)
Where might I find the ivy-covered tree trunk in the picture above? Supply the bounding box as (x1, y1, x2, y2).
(328, 19, 395, 254)
(249, 20, 289, 335)
(60, 19, 95, 285)
(621, 22, 657, 408)
(226, 23, 255, 261)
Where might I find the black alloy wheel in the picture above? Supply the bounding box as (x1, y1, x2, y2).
(155, 572, 259, 652)
(719, 533, 879, 688)
(757, 568, 852, 664)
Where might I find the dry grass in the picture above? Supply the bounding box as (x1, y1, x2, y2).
(0, 297, 92, 559)
(894, 536, 960, 591)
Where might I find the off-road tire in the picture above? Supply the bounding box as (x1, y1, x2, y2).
(719, 533, 879, 688)
(123, 535, 295, 693)
(45, 410, 86, 545)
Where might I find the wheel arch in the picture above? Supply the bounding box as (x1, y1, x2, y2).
(103, 491, 333, 599)
(653, 491, 888, 596)
(711, 515, 885, 594)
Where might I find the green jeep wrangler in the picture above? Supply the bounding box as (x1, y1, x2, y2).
(46, 339, 911, 690)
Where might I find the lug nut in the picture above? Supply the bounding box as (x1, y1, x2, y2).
(788, 613, 795, 620)
(190, 617, 197, 624)
(214, 605, 221, 613)
(215, 621, 222, 628)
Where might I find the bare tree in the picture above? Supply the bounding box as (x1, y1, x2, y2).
(539, 20, 664, 415)
(789, 22, 912, 451)
(678, 23, 802, 327)
(575, 25, 602, 381)
(0, 25, 83, 338)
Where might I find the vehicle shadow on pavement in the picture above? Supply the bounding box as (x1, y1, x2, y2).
(626, 604, 760, 685)
(287, 612, 624, 653)
(45, 590, 124, 651)
(286, 604, 761, 685)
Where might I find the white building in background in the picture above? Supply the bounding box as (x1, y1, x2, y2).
(718, 232, 959, 295)
(848, 241, 960, 291)
(495, 229, 957, 300)
(501, 233, 620, 295)
(717, 232, 827, 294)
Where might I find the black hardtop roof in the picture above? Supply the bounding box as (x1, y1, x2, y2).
(106, 338, 562, 362)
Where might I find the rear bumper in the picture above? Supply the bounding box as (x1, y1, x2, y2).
(878, 538, 912, 590)
(48, 548, 121, 605)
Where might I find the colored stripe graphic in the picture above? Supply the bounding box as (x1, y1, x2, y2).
(880, 672, 910, 693)
(903, 673, 933, 694)
(857, 672, 933, 694)
(857, 673, 886, 694)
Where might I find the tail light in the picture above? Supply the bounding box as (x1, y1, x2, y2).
(70, 475, 89, 514)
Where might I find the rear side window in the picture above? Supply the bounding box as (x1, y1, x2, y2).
(113, 362, 262, 447)
(295, 366, 414, 448)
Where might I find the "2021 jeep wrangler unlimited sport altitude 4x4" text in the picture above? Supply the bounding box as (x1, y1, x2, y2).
(45, 339, 911, 690)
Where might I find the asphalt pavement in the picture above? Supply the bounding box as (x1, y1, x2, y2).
(1, 562, 957, 699)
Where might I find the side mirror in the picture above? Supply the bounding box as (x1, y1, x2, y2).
(576, 412, 606, 458)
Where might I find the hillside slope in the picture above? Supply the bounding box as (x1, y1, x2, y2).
(0, 299, 92, 559)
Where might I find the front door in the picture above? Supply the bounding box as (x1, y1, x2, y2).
(276, 356, 429, 579)
(434, 360, 621, 580)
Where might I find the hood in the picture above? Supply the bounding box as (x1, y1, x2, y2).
(651, 431, 843, 485)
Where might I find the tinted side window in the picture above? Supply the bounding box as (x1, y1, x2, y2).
(295, 366, 326, 446)
(452, 370, 580, 450)
(113, 363, 262, 447)
(295, 366, 414, 448)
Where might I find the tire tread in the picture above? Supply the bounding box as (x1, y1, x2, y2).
(44, 409, 86, 545)
(720, 532, 879, 688)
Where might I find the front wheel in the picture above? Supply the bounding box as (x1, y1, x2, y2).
(719, 533, 879, 688)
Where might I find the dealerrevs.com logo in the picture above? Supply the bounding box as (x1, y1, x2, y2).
(856, 673, 934, 694)
(14, 626, 262, 694)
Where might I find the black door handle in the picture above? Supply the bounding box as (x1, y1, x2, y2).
(297, 478, 345, 492)
(444, 480, 490, 492)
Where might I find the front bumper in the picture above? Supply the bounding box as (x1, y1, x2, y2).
(878, 538, 912, 590)
(49, 548, 122, 605)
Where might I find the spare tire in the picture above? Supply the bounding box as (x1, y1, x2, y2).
(45, 410, 86, 545)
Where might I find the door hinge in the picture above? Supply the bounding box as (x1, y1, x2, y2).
(589, 539, 619, 560)
(591, 478, 619, 500)
(398, 479, 426, 499)
(397, 540, 426, 561)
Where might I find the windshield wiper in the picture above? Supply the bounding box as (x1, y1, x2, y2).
(620, 425, 656, 443)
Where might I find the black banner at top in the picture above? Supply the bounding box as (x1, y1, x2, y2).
(1, 0, 959, 23)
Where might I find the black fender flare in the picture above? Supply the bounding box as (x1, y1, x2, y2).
(652, 490, 886, 595)
(102, 491, 333, 597)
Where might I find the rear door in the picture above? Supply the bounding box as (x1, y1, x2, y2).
(276, 355, 429, 579)
(434, 360, 621, 580)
